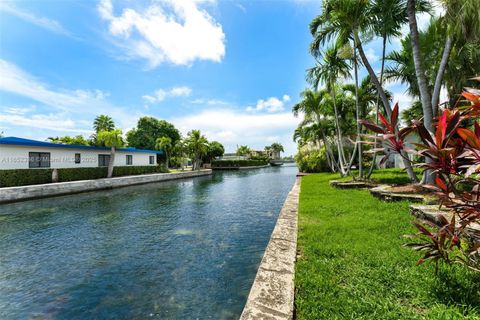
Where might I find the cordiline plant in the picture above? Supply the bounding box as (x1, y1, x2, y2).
(360, 90, 480, 273)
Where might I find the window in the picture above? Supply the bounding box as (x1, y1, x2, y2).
(149, 156, 155, 165)
(98, 154, 111, 167)
(75, 153, 81, 164)
(126, 155, 133, 165)
(29, 152, 51, 168)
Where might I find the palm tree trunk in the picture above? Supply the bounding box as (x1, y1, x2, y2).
(107, 146, 115, 178)
(331, 86, 347, 175)
(431, 35, 453, 116)
(354, 44, 362, 177)
(354, 32, 392, 118)
(355, 32, 418, 183)
(367, 35, 387, 178)
(165, 151, 169, 169)
(407, 0, 434, 185)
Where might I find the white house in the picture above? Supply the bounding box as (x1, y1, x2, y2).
(0, 137, 161, 170)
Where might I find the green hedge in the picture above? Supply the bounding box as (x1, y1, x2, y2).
(0, 166, 169, 187)
(211, 159, 268, 168)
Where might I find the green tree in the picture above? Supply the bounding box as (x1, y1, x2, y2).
(126, 117, 181, 151)
(236, 145, 251, 157)
(47, 135, 90, 145)
(97, 129, 124, 178)
(93, 115, 115, 133)
(204, 141, 225, 163)
(155, 136, 173, 168)
(307, 43, 351, 175)
(185, 130, 208, 170)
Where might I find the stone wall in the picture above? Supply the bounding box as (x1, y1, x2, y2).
(240, 177, 300, 320)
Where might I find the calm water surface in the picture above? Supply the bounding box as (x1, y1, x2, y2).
(0, 165, 297, 319)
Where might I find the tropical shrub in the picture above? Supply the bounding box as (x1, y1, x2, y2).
(211, 160, 268, 168)
(295, 148, 329, 173)
(360, 90, 480, 272)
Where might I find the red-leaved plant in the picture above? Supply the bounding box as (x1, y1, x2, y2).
(360, 89, 480, 273)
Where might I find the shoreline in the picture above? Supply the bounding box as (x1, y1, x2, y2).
(240, 176, 301, 319)
(0, 170, 212, 204)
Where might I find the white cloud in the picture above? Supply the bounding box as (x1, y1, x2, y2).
(365, 48, 379, 63)
(247, 94, 291, 113)
(171, 108, 300, 154)
(0, 59, 139, 133)
(0, 2, 71, 36)
(0, 113, 90, 133)
(97, 0, 226, 67)
(142, 86, 192, 104)
(234, 3, 247, 13)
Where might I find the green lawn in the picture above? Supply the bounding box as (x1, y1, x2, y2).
(295, 173, 480, 319)
(338, 168, 423, 185)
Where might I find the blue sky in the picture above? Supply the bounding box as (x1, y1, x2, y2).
(0, 0, 439, 155)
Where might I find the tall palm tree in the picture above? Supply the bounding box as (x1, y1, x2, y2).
(185, 130, 208, 170)
(432, 0, 480, 114)
(308, 44, 351, 175)
(97, 129, 124, 178)
(155, 136, 172, 168)
(93, 115, 115, 133)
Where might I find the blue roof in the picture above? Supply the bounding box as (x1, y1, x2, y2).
(0, 137, 162, 154)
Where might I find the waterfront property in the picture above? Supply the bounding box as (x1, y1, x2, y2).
(0, 137, 161, 170)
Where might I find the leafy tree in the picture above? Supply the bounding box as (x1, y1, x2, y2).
(270, 142, 284, 153)
(126, 117, 181, 151)
(203, 141, 225, 163)
(92, 115, 115, 146)
(185, 130, 208, 170)
(47, 135, 90, 146)
(97, 129, 124, 178)
(155, 136, 173, 168)
(236, 145, 251, 156)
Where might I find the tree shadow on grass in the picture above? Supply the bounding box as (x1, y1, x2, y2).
(431, 266, 480, 311)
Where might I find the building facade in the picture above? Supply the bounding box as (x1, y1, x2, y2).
(0, 137, 161, 170)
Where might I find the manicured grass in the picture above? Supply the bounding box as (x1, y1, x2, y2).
(339, 168, 423, 185)
(295, 173, 480, 319)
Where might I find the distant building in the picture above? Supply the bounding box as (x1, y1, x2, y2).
(0, 137, 161, 170)
(249, 149, 280, 160)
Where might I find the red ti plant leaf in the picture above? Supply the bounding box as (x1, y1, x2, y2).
(358, 120, 385, 134)
(457, 128, 480, 149)
(390, 103, 399, 130)
(435, 176, 448, 192)
(435, 111, 448, 148)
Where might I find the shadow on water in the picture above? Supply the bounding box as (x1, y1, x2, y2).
(0, 166, 297, 319)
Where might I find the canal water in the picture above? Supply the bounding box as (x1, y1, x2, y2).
(0, 165, 297, 319)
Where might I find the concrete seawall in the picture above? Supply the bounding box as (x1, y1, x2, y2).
(0, 170, 212, 204)
(240, 177, 300, 320)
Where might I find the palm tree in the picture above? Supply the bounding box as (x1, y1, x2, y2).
(292, 89, 339, 172)
(270, 143, 284, 159)
(155, 136, 172, 168)
(93, 115, 115, 133)
(97, 129, 124, 178)
(236, 145, 251, 157)
(185, 130, 208, 170)
(432, 0, 480, 114)
(308, 44, 351, 175)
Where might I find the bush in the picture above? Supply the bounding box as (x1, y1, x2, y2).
(211, 159, 268, 168)
(0, 166, 169, 187)
(250, 155, 269, 162)
(295, 148, 329, 173)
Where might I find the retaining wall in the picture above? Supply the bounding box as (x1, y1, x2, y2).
(0, 170, 212, 204)
(240, 177, 300, 320)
